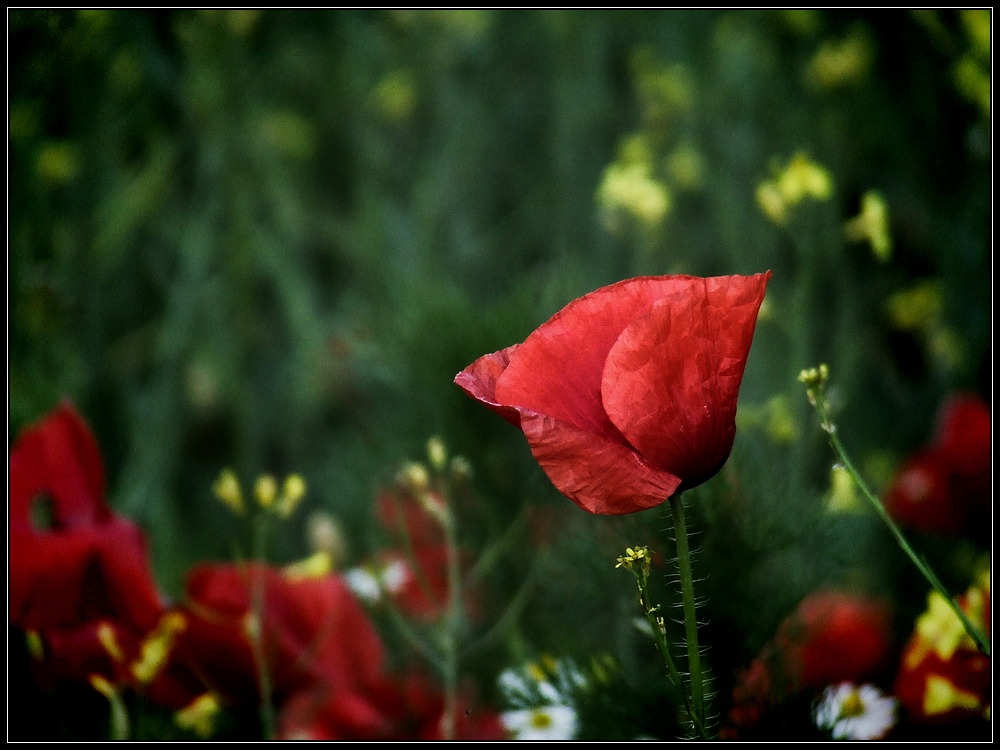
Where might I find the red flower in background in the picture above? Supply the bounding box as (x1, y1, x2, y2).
(9, 402, 165, 683)
(884, 395, 990, 539)
(455, 273, 771, 514)
(894, 576, 990, 724)
(174, 562, 385, 708)
(278, 673, 505, 741)
(724, 590, 892, 738)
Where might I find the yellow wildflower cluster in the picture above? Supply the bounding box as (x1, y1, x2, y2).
(213, 468, 307, 519)
(756, 153, 833, 225)
(885, 281, 962, 373)
(953, 10, 990, 119)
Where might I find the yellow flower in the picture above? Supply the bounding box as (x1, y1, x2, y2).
(806, 31, 873, 89)
(757, 153, 833, 225)
(213, 468, 244, 515)
(597, 161, 672, 228)
(844, 191, 892, 262)
(175, 693, 222, 738)
(132, 612, 187, 685)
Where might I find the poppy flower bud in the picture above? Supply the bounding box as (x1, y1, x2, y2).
(456, 273, 771, 514)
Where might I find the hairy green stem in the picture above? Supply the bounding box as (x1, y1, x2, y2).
(669, 493, 708, 735)
(633, 568, 707, 739)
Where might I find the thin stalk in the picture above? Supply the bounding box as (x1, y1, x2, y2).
(814, 399, 990, 656)
(635, 568, 708, 740)
(440, 506, 462, 741)
(249, 514, 275, 739)
(669, 493, 708, 736)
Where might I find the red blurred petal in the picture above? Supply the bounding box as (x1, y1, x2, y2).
(602, 274, 769, 487)
(884, 450, 963, 536)
(520, 411, 681, 514)
(933, 394, 991, 476)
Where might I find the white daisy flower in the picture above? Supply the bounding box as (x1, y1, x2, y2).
(814, 682, 898, 740)
(501, 704, 579, 741)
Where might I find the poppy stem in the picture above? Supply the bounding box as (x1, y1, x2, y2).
(249, 513, 276, 740)
(669, 492, 709, 738)
(801, 366, 991, 657)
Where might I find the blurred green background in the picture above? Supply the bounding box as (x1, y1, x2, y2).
(9, 9, 991, 738)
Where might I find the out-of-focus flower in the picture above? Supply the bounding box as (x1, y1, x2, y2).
(502, 704, 579, 741)
(455, 274, 771, 514)
(371, 69, 418, 122)
(895, 573, 990, 724)
(174, 692, 222, 738)
(814, 682, 898, 740)
(597, 160, 672, 228)
(757, 153, 833, 224)
(826, 464, 862, 513)
(725, 590, 892, 738)
(9, 402, 165, 685)
(175, 562, 385, 708)
(278, 673, 505, 741)
(497, 656, 594, 740)
(885, 281, 964, 374)
(884, 395, 990, 539)
(844, 190, 892, 262)
(805, 31, 873, 89)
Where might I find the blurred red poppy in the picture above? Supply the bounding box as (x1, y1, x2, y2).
(884, 394, 990, 539)
(723, 589, 892, 738)
(278, 672, 505, 740)
(456, 273, 771, 514)
(9, 402, 165, 683)
(175, 562, 385, 708)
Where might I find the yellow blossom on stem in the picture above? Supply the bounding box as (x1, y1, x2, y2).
(175, 693, 222, 738)
(213, 468, 244, 515)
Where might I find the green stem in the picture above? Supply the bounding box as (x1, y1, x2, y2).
(249, 513, 275, 739)
(440, 504, 462, 741)
(634, 570, 707, 740)
(670, 493, 708, 736)
(815, 400, 990, 656)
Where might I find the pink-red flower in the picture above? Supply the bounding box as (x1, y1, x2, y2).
(9, 402, 165, 683)
(455, 273, 771, 514)
(884, 395, 990, 539)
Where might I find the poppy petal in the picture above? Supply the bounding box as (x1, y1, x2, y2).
(519, 410, 681, 514)
(454, 345, 522, 427)
(601, 274, 769, 486)
(495, 276, 695, 441)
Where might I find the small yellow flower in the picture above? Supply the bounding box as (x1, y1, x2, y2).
(597, 161, 672, 228)
(98, 621, 126, 663)
(132, 612, 187, 685)
(254, 474, 278, 509)
(757, 153, 833, 225)
(805, 31, 873, 89)
(175, 693, 222, 738)
(275, 473, 307, 518)
(924, 675, 982, 716)
(426, 436, 448, 472)
(213, 468, 244, 515)
(844, 191, 892, 262)
(284, 550, 334, 581)
(827, 464, 861, 513)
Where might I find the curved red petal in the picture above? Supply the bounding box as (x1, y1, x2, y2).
(10, 401, 108, 529)
(519, 411, 681, 514)
(495, 276, 696, 441)
(454, 345, 522, 427)
(601, 273, 770, 487)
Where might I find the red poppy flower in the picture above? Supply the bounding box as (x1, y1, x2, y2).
(175, 562, 385, 707)
(455, 273, 771, 514)
(884, 394, 990, 539)
(9, 402, 164, 680)
(278, 673, 505, 740)
(723, 590, 892, 738)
